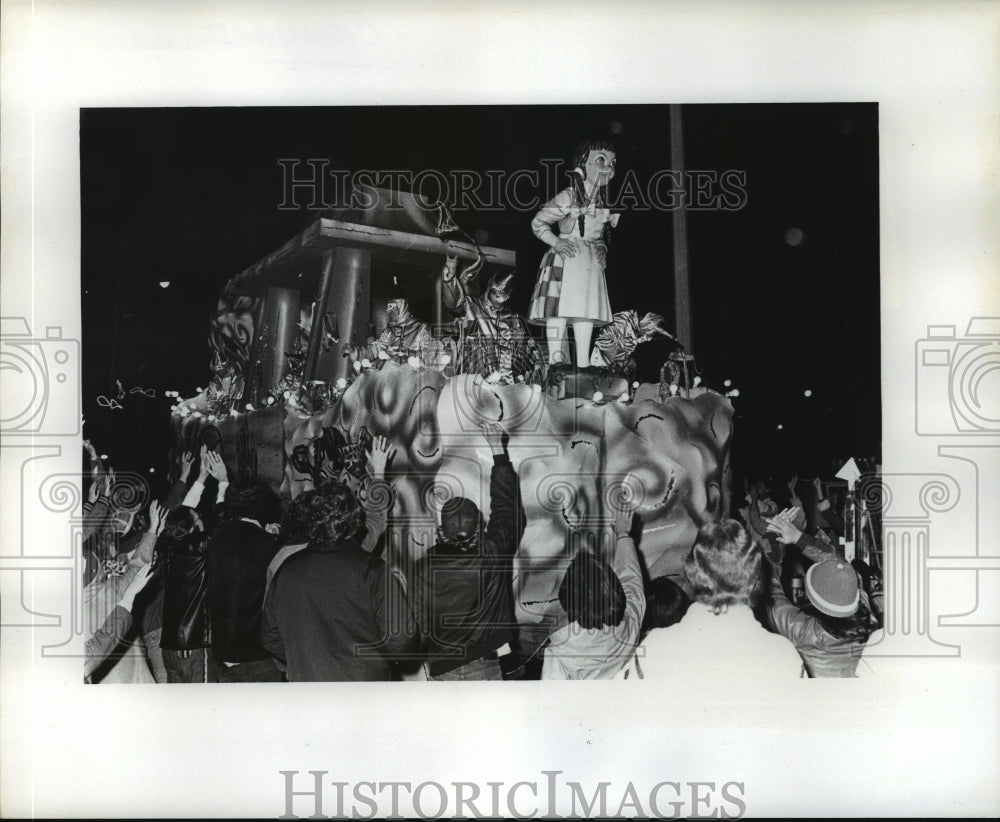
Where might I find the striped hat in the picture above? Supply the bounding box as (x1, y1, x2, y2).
(805, 557, 860, 617)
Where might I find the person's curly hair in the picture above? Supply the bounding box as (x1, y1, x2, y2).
(309, 484, 362, 545)
(281, 489, 325, 545)
(683, 519, 763, 614)
(223, 478, 283, 524)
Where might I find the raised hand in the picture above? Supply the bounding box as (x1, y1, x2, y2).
(766, 507, 803, 545)
(86, 445, 102, 503)
(612, 504, 634, 541)
(178, 450, 195, 483)
(122, 563, 155, 599)
(366, 434, 395, 481)
(147, 500, 167, 537)
(812, 476, 826, 500)
(204, 450, 229, 483)
(197, 445, 211, 482)
(481, 421, 505, 455)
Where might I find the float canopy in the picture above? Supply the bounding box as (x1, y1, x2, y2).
(225, 185, 516, 298)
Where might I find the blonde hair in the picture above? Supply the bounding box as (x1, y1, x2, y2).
(683, 519, 763, 614)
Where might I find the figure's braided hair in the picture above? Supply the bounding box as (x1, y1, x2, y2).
(569, 139, 615, 241)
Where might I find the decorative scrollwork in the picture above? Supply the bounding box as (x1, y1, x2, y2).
(536, 475, 580, 515)
(603, 474, 647, 515)
(421, 475, 467, 514)
(858, 475, 891, 515)
(363, 478, 393, 511)
(108, 472, 151, 512)
(919, 476, 960, 515)
(38, 474, 83, 514)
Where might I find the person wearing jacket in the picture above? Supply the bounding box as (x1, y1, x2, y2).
(208, 478, 283, 682)
(261, 482, 417, 681)
(407, 422, 521, 681)
(763, 507, 874, 677)
(158, 449, 229, 683)
(542, 503, 646, 680)
(83, 501, 164, 684)
(131, 449, 201, 684)
(265, 434, 396, 594)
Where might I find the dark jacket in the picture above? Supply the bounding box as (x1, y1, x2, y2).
(159, 535, 210, 651)
(408, 454, 520, 676)
(261, 539, 417, 681)
(133, 479, 195, 638)
(209, 519, 279, 662)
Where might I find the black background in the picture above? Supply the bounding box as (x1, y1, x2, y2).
(81, 104, 880, 495)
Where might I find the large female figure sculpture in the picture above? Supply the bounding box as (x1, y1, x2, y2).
(528, 139, 619, 367)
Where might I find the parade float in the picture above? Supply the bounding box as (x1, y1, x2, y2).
(168, 184, 734, 636)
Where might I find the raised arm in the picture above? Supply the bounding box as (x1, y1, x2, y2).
(610, 505, 646, 650)
(766, 507, 838, 564)
(84, 564, 154, 678)
(440, 255, 470, 317)
(359, 435, 395, 554)
(482, 423, 518, 557)
(82, 464, 115, 541)
(762, 553, 813, 649)
(813, 477, 845, 538)
(345, 326, 395, 363)
(161, 451, 195, 509)
(181, 446, 212, 508)
(127, 501, 166, 567)
(204, 449, 231, 506)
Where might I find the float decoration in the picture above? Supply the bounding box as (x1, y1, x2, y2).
(169, 182, 734, 634)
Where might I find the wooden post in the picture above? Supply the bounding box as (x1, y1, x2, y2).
(670, 104, 692, 351)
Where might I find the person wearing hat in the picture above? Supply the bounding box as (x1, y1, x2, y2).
(764, 508, 875, 677)
(407, 421, 521, 680)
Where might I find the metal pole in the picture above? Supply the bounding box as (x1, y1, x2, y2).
(304, 249, 337, 382)
(670, 104, 692, 351)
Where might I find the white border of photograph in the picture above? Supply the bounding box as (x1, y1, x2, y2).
(2, 1, 999, 817)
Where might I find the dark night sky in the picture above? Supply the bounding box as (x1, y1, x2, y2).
(81, 104, 880, 493)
